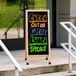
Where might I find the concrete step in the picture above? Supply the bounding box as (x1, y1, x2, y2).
(0, 63, 76, 76)
(30, 71, 76, 76)
(0, 49, 76, 76)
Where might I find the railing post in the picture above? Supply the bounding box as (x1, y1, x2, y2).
(15, 67, 19, 76)
(5, 32, 7, 39)
(68, 31, 72, 73)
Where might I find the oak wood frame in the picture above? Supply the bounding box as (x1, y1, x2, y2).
(25, 10, 51, 64)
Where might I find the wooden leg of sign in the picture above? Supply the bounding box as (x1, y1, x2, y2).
(26, 55, 29, 65)
(25, 45, 27, 60)
(25, 49, 27, 60)
(26, 46, 29, 64)
(25, 58, 27, 60)
(48, 50, 51, 64)
(25, 33, 26, 60)
(25, 33, 28, 60)
(46, 55, 48, 60)
(25, 49, 26, 60)
(26, 61, 29, 65)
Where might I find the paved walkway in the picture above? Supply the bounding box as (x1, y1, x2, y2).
(0, 48, 76, 71)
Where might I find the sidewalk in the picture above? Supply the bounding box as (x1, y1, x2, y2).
(0, 48, 76, 71)
(0, 48, 76, 76)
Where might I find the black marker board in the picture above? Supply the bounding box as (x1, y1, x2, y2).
(26, 10, 50, 55)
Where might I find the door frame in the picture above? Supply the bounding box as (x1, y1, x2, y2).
(51, 0, 56, 47)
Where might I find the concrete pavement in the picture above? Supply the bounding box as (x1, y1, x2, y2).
(0, 48, 76, 76)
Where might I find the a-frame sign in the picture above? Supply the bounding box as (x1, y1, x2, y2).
(25, 10, 51, 65)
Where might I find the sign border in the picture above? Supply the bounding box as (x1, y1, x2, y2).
(25, 10, 51, 64)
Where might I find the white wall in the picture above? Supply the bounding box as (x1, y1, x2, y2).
(70, 0, 76, 46)
(56, 0, 70, 47)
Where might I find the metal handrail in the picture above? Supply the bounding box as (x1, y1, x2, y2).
(61, 43, 76, 61)
(60, 22, 76, 73)
(2, 13, 23, 39)
(60, 22, 76, 38)
(0, 40, 23, 76)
